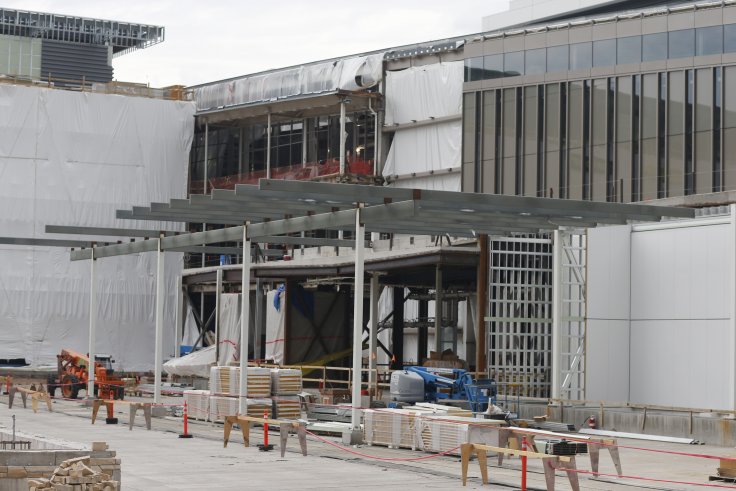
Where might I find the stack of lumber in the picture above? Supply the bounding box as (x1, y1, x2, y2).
(363, 409, 420, 449)
(27, 456, 118, 491)
(183, 389, 210, 421)
(209, 396, 273, 422)
(416, 415, 504, 455)
(270, 368, 302, 395)
(272, 395, 301, 420)
(412, 402, 473, 417)
(209, 367, 271, 397)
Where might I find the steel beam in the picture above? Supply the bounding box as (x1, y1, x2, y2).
(45, 225, 179, 238)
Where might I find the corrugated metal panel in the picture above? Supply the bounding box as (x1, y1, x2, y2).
(41, 39, 112, 84)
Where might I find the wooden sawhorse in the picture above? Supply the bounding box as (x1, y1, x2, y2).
(223, 415, 307, 457)
(91, 399, 152, 430)
(461, 442, 580, 491)
(497, 427, 623, 477)
(8, 386, 53, 413)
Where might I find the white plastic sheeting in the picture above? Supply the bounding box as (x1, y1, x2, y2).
(265, 289, 285, 364)
(217, 293, 240, 366)
(383, 62, 463, 191)
(192, 53, 384, 112)
(163, 345, 215, 378)
(0, 84, 195, 370)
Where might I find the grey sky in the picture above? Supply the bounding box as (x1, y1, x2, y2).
(2, 1, 509, 87)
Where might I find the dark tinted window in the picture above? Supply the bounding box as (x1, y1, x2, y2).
(696, 25, 723, 56)
(725, 24, 736, 53)
(547, 45, 569, 72)
(464, 57, 484, 82)
(642, 32, 668, 61)
(570, 42, 592, 69)
(617, 36, 642, 64)
(525, 48, 546, 75)
(593, 39, 616, 67)
(504, 51, 524, 77)
(483, 54, 504, 79)
(669, 29, 694, 59)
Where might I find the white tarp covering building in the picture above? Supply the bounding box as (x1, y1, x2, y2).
(0, 84, 195, 370)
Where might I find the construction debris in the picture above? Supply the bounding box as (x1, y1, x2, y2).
(27, 456, 119, 491)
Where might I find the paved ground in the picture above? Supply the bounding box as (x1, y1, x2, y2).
(1, 395, 733, 491)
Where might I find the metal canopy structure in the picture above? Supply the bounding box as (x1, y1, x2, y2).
(0, 179, 695, 432)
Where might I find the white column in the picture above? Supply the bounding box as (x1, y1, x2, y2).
(351, 208, 365, 431)
(215, 267, 223, 365)
(302, 118, 308, 167)
(238, 224, 252, 415)
(174, 275, 183, 358)
(339, 100, 347, 177)
(154, 236, 165, 403)
(551, 230, 563, 400)
(266, 113, 272, 179)
(87, 246, 96, 399)
(368, 274, 379, 395)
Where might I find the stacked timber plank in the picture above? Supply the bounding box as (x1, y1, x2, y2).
(27, 456, 119, 491)
(209, 396, 274, 422)
(209, 366, 271, 397)
(270, 369, 303, 395)
(363, 407, 505, 455)
(183, 389, 210, 421)
(272, 395, 301, 420)
(363, 409, 419, 449)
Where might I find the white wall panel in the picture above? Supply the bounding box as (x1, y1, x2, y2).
(587, 225, 630, 320)
(586, 319, 630, 401)
(629, 320, 731, 409)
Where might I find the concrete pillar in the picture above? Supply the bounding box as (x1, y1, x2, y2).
(175, 275, 183, 358)
(339, 100, 347, 177)
(368, 274, 379, 395)
(215, 268, 223, 365)
(266, 113, 272, 179)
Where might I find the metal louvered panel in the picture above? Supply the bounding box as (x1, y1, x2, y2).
(41, 39, 112, 85)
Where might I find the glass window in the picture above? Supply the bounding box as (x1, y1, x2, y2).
(504, 51, 524, 77)
(483, 54, 504, 79)
(669, 29, 694, 59)
(696, 25, 723, 56)
(570, 42, 592, 70)
(642, 32, 668, 62)
(617, 36, 642, 64)
(547, 45, 569, 72)
(593, 39, 616, 67)
(464, 57, 484, 82)
(725, 24, 736, 53)
(525, 48, 546, 75)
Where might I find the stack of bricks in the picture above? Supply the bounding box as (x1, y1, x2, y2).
(26, 455, 119, 491)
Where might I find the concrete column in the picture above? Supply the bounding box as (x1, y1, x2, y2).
(731, 205, 736, 408)
(391, 287, 405, 370)
(239, 224, 251, 415)
(174, 275, 183, 358)
(238, 127, 244, 176)
(351, 208, 365, 433)
(339, 100, 347, 177)
(551, 230, 563, 400)
(215, 268, 223, 365)
(368, 274, 379, 395)
(154, 236, 165, 403)
(302, 118, 307, 167)
(87, 246, 96, 399)
(255, 279, 264, 362)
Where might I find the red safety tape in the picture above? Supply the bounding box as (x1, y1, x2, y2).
(550, 463, 736, 489)
(304, 429, 461, 461)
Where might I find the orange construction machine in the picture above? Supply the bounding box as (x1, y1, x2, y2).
(47, 349, 125, 400)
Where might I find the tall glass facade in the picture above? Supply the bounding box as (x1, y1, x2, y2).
(462, 7, 736, 203)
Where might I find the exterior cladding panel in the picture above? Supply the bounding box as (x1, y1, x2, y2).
(41, 39, 112, 84)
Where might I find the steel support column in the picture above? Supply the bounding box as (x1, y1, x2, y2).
(476, 235, 488, 372)
(154, 236, 165, 403)
(266, 113, 272, 179)
(391, 287, 404, 370)
(215, 268, 223, 365)
(418, 298, 428, 365)
(87, 246, 96, 399)
(551, 230, 562, 400)
(368, 274, 379, 396)
(339, 99, 347, 177)
(255, 278, 264, 362)
(351, 208, 365, 432)
(434, 266, 443, 353)
(175, 275, 183, 358)
(238, 224, 251, 415)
